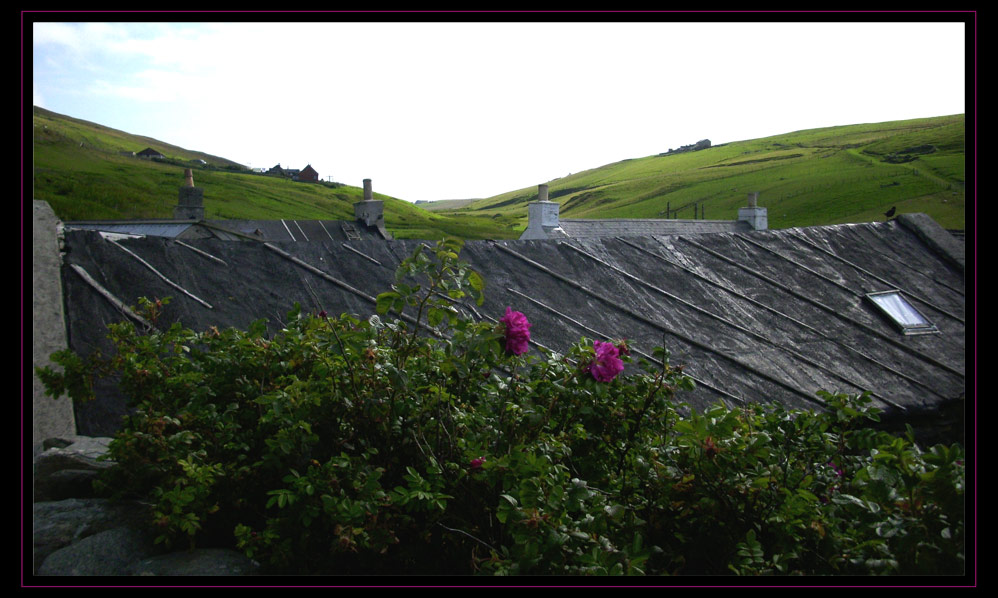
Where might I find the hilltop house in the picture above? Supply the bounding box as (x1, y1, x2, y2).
(136, 147, 164, 160)
(267, 163, 319, 182)
(34, 178, 966, 447)
(298, 164, 319, 183)
(268, 163, 315, 180)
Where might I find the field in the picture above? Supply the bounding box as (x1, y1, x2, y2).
(440, 115, 965, 232)
(32, 107, 966, 238)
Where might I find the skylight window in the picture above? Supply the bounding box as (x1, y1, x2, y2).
(865, 291, 938, 335)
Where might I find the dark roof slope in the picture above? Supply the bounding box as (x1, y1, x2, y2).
(200, 219, 387, 241)
(64, 218, 389, 242)
(58, 216, 965, 438)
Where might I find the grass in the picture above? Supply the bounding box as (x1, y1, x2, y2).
(450, 115, 966, 232)
(31, 106, 515, 240)
(31, 106, 967, 238)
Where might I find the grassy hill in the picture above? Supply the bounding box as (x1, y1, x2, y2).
(439, 114, 966, 232)
(32, 107, 966, 239)
(31, 107, 521, 240)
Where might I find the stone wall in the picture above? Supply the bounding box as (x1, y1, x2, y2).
(32, 201, 76, 458)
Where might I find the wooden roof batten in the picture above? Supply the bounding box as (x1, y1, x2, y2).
(784, 228, 965, 323)
(615, 237, 949, 402)
(491, 241, 831, 410)
(559, 241, 910, 412)
(594, 241, 915, 409)
(504, 286, 749, 407)
(679, 236, 964, 380)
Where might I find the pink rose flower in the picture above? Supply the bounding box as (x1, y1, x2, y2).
(500, 307, 531, 355)
(470, 456, 486, 471)
(589, 340, 625, 382)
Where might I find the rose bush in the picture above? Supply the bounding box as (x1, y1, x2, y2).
(37, 239, 966, 576)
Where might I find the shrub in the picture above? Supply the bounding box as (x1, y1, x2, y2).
(37, 240, 965, 576)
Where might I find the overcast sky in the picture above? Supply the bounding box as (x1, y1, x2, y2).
(30, 18, 968, 204)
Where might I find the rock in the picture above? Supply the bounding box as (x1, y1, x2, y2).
(34, 436, 113, 478)
(34, 436, 114, 501)
(41, 437, 75, 450)
(32, 498, 152, 573)
(34, 469, 102, 502)
(30, 436, 260, 577)
(129, 548, 261, 576)
(37, 526, 164, 576)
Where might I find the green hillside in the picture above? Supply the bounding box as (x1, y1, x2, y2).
(31, 106, 521, 240)
(439, 114, 966, 232)
(32, 106, 966, 239)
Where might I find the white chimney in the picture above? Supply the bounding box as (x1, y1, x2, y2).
(520, 184, 564, 240)
(738, 192, 768, 230)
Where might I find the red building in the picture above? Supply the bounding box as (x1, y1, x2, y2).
(298, 164, 319, 182)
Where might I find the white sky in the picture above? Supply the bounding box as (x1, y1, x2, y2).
(30, 19, 968, 204)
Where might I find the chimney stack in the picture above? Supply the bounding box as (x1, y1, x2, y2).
(738, 192, 767, 230)
(519, 184, 563, 240)
(174, 168, 205, 220)
(353, 178, 390, 238)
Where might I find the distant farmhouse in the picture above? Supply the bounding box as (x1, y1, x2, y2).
(267, 164, 289, 178)
(136, 147, 165, 160)
(267, 163, 319, 182)
(298, 164, 319, 182)
(661, 139, 712, 156)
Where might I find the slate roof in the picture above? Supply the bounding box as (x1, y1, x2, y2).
(64, 218, 390, 242)
(64, 221, 204, 240)
(57, 213, 966, 440)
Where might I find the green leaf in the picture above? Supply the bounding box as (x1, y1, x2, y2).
(468, 270, 485, 305)
(375, 291, 401, 315)
(796, 488, 819, 503)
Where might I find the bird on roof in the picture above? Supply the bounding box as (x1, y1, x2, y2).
(884, 206, 896, 220)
